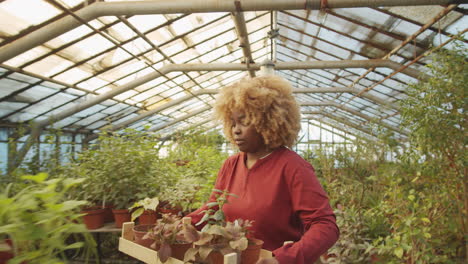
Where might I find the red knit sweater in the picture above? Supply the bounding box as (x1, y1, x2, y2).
(188, 147, 339, 264)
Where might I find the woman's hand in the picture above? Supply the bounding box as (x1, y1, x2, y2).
(256, 257, 279, 264)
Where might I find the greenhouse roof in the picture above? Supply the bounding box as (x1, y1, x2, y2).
(0, 0, 467, 142)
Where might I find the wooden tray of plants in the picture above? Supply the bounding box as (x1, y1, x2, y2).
(118, 221, 273, 264)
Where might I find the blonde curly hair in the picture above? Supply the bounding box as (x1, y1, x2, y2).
(214, 75, 301, 149)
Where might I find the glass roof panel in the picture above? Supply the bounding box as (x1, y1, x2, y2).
(0, 1, 466, 139)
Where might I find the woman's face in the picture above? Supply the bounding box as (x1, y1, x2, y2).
(230, 111, 267, 154)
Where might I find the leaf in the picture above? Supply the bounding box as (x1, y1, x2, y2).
(213, 210, 225, 222)
(60, 200, 87, 211)
(206, 202, 218, 208)
(21, 173, 48, 183)
(229, 237, 248, 251)
(421, 217, 431, 223)
(158, 243, 172, 262)
(196, 213, 210, 226)
(63, 242, 85, 250)
(184, 247, 198, 262)
(207, 225, 228, 237)
(199, 245, 213, 260)
(394, 247, 404, 258)
(131, 208, 144, 221)
(182, 224, 200, 243)
(194, 232, 213, 246)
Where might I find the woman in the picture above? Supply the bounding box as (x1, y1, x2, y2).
(188, 75, 339, 264)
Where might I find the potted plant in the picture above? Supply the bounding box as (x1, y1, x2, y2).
(129, 197, 160, 225)
(63, 129, 163, 227)
(141, 214, 195, 262)
(183, 189, 264, 264)
(159, 177, 203, 216)
(0, 173, 98, 263)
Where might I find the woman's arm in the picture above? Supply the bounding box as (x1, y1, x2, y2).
(272, 163, 339, 264)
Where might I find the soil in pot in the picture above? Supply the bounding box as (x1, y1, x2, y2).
(112, 209, 131, 228)
(241, 238, 264, 264)
(133, 224, 155, 248)
(81, 207, 105, 230)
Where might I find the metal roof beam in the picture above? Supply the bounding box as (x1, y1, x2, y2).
(301, 102, 407, 136)
(148, 106, 211, 132)
(304, 111, 378, 139)
(305, 119, 369, 143)
(232, 10, 256, 77)
(0, 0, 462, 64)
(293, 87, 399, 110)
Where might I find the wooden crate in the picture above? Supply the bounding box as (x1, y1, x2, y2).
(118, 221, 272, 264)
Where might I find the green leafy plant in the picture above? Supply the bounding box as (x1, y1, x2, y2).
(159, 177, 205, 215)
(0, 173, 97, 263)
(196, 189, 237, 230)
(60, 129, 164, 209)
(129, 197, 160, 222)
(399, 41, 467, 261)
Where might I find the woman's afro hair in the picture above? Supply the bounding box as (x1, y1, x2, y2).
(214, 75, 301, 149)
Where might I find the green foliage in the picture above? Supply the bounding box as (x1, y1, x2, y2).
(159, 130, 228, 211)
(400, 44, 466, 160)
(399, 42, 467, 261)
(0, 173, 97, 263)
(196, 189, 237, 230)
(310, 43, 468, 263)
(129, 197, 160, 222)
(58, 129, 164, 209)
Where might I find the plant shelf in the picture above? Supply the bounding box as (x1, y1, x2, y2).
(118, 221, 273, 264)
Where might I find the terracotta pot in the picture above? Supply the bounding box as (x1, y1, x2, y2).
(133, 225, 155, 248)
(103, 204, 115, 223)
(206, 251, 224, 264)
(171, 243, 192, 261)
(81, 207, 105, 230)
(112, 209, 132, 228)
(241, 238, 264, 264)
(159, 208, 178, 216)
(0, 239, 13, 264)
(139, 210, 157, 225)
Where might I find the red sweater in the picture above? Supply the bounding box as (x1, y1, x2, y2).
(188, 147, 339, 263)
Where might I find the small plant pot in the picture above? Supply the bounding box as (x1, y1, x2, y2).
(158, 204, 182, 216)
(206, 251, 224, 264)
(133, 224, 155, 248)
(241, 238, 264, 264)
(103, 204, 115, 223)
(81, 207, 106, 230)
(138, 210, 157, 225)
(112, 209, 132, 228)
(0, 239, 14, 264)
(171, 243, 192, 261)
